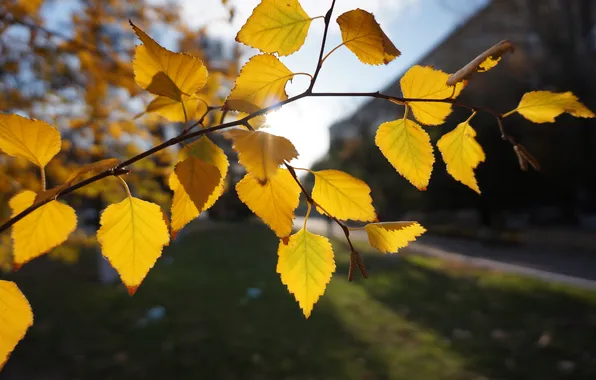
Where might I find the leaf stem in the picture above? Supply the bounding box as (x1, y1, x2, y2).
(117, 176, 132, 198)
(320, 43, 345, 66)
(303, 202, 311, 230)
(292, 72, 314, 80)
(40, 167, 46, 192)
(501, 109, 516, 118)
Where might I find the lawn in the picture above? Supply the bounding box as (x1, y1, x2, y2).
(2, 223, 596, 379)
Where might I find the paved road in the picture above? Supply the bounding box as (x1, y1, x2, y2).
(295, 217, 596, 291)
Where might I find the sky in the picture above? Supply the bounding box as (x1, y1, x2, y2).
(176, 0, 488, 167)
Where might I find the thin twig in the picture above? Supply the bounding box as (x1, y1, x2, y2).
(307, 0, 337, 92)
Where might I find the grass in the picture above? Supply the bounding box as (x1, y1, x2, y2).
(2, 223, 596, 379)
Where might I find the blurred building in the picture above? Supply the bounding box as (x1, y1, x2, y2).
(324, 0, 596, 227)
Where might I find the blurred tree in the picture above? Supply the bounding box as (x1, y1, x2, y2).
(0, 0, 240, 265)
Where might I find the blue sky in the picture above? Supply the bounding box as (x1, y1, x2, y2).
(178, 0, 487, 167)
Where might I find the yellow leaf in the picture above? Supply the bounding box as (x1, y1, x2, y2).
(17, 0, 44, 14)
(174, 157, 221, 214)
(97, 196, 170, 294)
(513, 91, 595, 123)
(336, 9, 400, 65)
(236, 168, 301, 238)
(131, 22, 208, 101)
(169, 137, 228, 236)
(277, 228, 335, 318)
(236, 0, 313, 56)
(400, 65, 465, 126)
(375, 118, 434, 190)
(0, 114, 61, 168)
(447, 40, 514, 86)
(35, 158, 119, 204)
(311, 169, 376, 222)
(0, 280, 33, 370)
(225, 54, 294, 113)
(363, 222, 426, 253)
(146, 95, 208, 123)
(10, 190, 77, 268)
(437, 120, 485, 194)
(225, 129, 298, 183)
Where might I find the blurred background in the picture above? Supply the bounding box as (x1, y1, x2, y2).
(1, 0, 596, 379)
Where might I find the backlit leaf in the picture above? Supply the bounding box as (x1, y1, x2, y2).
(336, 9, 400, 65)
(512, 91, 595, 123)
(236, 0, 313, 56)
(0, 281, 33, 370)
(311, 169, 376, 222)
(375, 118, 434, 190)
(225, 129, 298, 183)
(224, 54, 294, 113)
(363, 222, 426, 253)
(0, 114, 61, 168)
(400, 65, 465, 126)
(97, 196, 170, 294)
(169, 137, 228, 236)
(10, 190, 77, 267)
(174, 156, 221, 214)
(131, 22, 208, 101)
(277, 228, 335, 318)
(437, 119, 485, 193)
(146, 95, 208, 122)
(236, 168, 301, 238)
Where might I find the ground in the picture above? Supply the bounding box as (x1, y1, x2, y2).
(1, 223, 596, 379)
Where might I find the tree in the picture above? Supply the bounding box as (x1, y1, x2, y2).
(0, 0, 593, 370)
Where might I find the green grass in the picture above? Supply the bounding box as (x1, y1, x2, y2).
(2, 223, 596, 379)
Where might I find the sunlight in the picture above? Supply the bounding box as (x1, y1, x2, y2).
(265, 104, 329, 169)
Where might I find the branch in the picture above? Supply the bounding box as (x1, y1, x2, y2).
(0, 87, 514, 235)
(307, 0, 337, 92)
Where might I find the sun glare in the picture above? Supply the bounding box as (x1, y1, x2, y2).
(265, 105, 329, 169)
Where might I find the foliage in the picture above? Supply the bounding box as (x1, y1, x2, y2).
(0, 0, 594, 370)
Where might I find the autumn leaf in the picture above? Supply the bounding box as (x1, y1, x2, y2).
(225, 129, 298, 183)
(236, 168, 301, 238)
(437, 118, 485, 193)
(16, 0, 44, 15)
(35, 158, 119, 203)
(224, 54, 294, 113)
(336, 9, 400, 65)
(145, 95, 208, 122)
(400, 65, 465, 126)
(97, 196, 170, 294)
(169, 137, 229, 236)
(131, 22, 208, 101)
(0, 114, 61, 168)
(510, 91, 595, 123)
(375, 117, 434, 190)
(236, 0, 314, 56)
(447, 40, 514, 86)
(277, 228, 335, 318)
(311, 169, 376, 222)
(10, 190, 77, 268)
(363, 222, 426, 253)
(174, 157, 221, 213)
(0, 281, 33, 370)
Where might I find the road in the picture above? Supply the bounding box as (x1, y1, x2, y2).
(295, 217, 596, 291)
